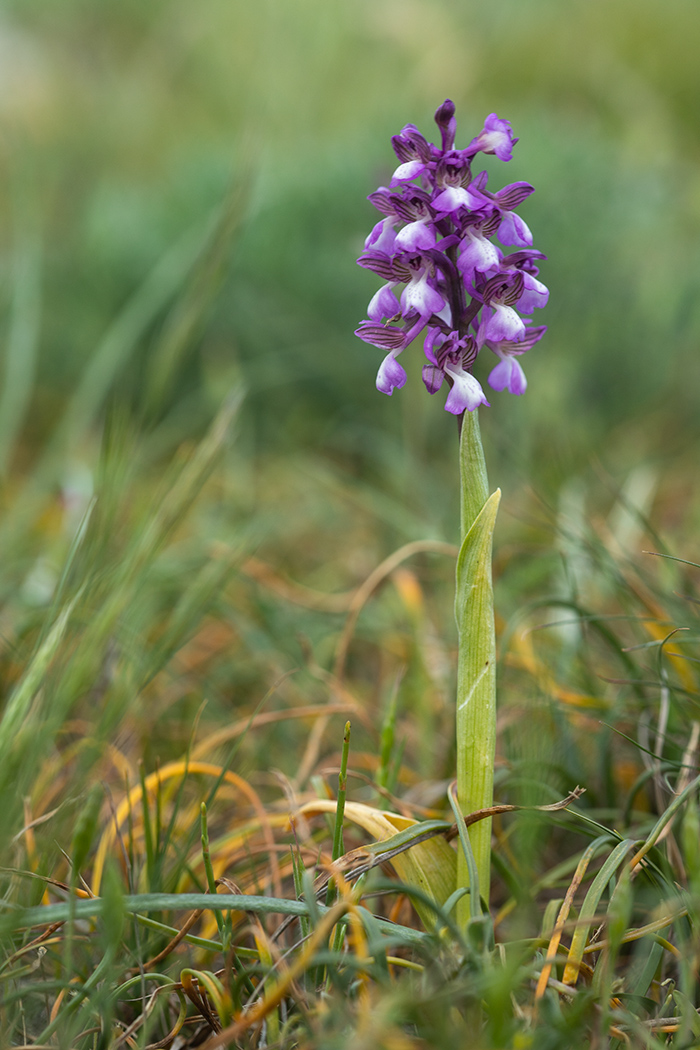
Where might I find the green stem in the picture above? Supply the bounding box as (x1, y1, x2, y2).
(455, 409, 499, 921)
(326, 720, 351, 907)
(459, 409, 489, 535)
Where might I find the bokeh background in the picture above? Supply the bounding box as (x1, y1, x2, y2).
(3, 0, 700, 502)
(1, 0, 700, 790)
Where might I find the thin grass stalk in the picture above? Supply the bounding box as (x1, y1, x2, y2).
(330, 724, 351, 865)
(139, 761, 155, 889)
(327, 721, 352, 979)
(455, 409, 499, 920)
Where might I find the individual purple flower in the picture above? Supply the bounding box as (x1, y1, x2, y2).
(432, 183, 486, 217)
(391, 124, 432, 165)
(394, 219, 437, 252)
(493, 182, 535, 245)
(467, 114, 518, 162)
(485, 325, 547, 395)
(499, 250, 549, 312)
(421, 329, 487, 412)
(400, 267, 445, 320)
(477, 303, 526, 347)
(444, 361, 490, 413)
(354, 101, 546, 413)
(457, 225, 501, 282)
(476, 273, 527, 347)
(390, 123, 432, 185)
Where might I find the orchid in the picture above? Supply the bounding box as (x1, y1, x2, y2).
(355, 101, 547, 412)
(354, 103, 550, 922)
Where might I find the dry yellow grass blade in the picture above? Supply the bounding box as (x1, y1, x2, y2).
(297, 799, 456, 931)
(92, 760, 281, 895)
(190, 702, 361, 762)
(239, 555, 356, 613)
(534, 840, 597, 1003)
(509, 627, 607, 709)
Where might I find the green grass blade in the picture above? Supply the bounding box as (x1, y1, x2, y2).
(0, 596, 77, 790)
(562, 838, 635, 986)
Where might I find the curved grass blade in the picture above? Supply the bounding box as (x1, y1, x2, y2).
(562, 838, 635, 987)
(298, 799, 456, 931)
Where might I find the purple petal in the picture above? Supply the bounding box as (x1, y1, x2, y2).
(390, 160, 427, 186)
(483, 324, 546, 357)
(357, 251, 407, 282)
(514, 324, 547, 351)
(433, 301, 453, 326)
(432, 185, 486, 215)
(488, 357, 527, 395)
(422, 362, 444, 393)
(508, 359, 527, 394)
(502, 249, 547, 271)
(364, 217, 397, 254)
(367, 284, 400, 322)
(355, 322, 405, 350)
(392, 125, 431, 164)
(495, 182, 535, 211)
(477, 304, 526, 347)
(401, 124, 432, 161)
(423, 326, 445, 364)
(517, 274, 549, 313)
(498, 211, 533, 247)
(488, 359, 509, 392)
(444, 366, 490, 413)
(457, 232, 500, 281)
(394, 219, 436, 252)
(367, 188, 397, 216)
(376, 352, 407, 395)
(434, 99, 456, 151)
(400, 270, 445, 320)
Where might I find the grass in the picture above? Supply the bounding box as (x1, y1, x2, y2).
(2, 0, 700, 1045)
(1, 364, 700, 1046)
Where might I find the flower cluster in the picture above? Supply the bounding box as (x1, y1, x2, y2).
(355, 101, 548, 413)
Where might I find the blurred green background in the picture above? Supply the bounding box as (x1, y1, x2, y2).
(1, 0, 700, 537)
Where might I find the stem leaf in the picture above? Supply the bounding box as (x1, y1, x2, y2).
(455, 487, 501, 915)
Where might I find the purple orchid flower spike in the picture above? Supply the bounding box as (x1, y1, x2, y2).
(355, 101, 547, 413)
